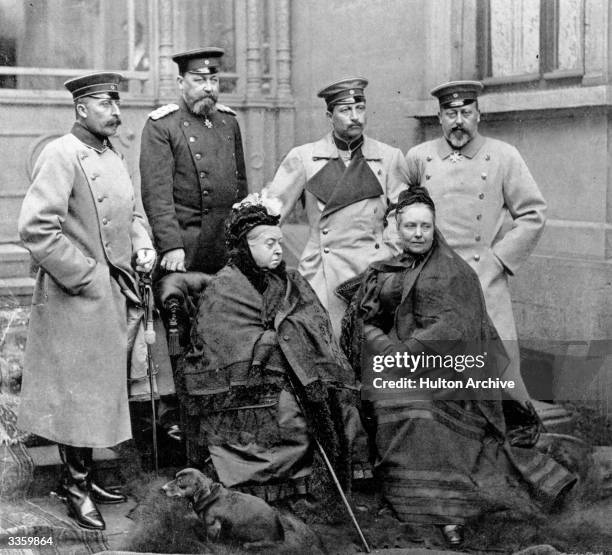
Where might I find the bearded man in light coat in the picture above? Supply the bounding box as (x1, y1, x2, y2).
(405, 80, 546, 407)
(264, 77, 409, 338)
(18, 72, 155, 531)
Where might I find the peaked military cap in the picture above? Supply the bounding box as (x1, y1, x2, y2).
(317, 77, 368, 110)
(64, 72, 123, 100)
(431, 80, 484, 109)
(172, 47, 224, 75)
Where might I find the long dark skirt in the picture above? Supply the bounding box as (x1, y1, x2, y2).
(178, 363, 313, 502)
(373, 400, 575, 525)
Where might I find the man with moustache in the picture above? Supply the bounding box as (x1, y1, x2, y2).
(405, 80, 546, 407)
(140, 47, 248, 275)
(265, 77, 408, 338)
(18, 72, 156, 530)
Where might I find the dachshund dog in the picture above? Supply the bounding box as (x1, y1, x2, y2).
(162, 468, 323, 552)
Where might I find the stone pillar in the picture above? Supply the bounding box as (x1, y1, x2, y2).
(158, 0, 176, 101)
(246, 0, 262, 99)
(244, 0, 265, 191)
(275, 0, 292, 99)
(274, 0, 295, 171)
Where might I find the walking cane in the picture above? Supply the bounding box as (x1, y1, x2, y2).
(313, 437, 371, 553)
(138, 271, 159, 475)
(289, 383, 371, 553)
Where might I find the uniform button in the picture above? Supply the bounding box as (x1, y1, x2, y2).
(425, 174, 431, 180)
(485, 154, 490, 161)
(481, 173, 487, 180)
(426, 155, 432, 162)
(200, 171, 206, 178)
(195, 153, 202, 160)
(203, 208, 210, 215)
(322, 228, 329, 235)
(80, 153, 88, 160)
(323, 247, 330, 254)
(479, 193, 485, 199)
(102, 218, 108, 225)
(282, 335, 290, 341)
(476, 214, 482, 220)
(183, 121, 189, 127)
(97, 195, 104, 202)
(202, 190, 209, 196)
(104, 242, 110, 248)
(189, 136, 196, 142)
(474, 254, 480, 261)
(91, 173, 99, 180)
(475, 235, 481, 242)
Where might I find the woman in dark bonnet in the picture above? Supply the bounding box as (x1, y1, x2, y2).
(176, 193, 357, 501)
(341, 187, 575, 546)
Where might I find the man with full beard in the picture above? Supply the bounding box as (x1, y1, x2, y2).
(140, 47, 248, 274)
(405, 80, 547, 408)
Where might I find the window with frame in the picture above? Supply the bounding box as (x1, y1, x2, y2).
(477, 0, 584, 84)
(173, 0, 237, 94)
(0, 0, 152, 94)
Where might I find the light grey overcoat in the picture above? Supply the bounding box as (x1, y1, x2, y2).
(265, 133, 409, 336)
(405, 133, 547, 345)
(18, 130, 152, 447)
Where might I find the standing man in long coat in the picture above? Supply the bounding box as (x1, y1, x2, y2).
(264, 78, 409, 337)
(405, 80, 546, 405)
(18, 72, 156, 530)
(140, 47, 248, 274)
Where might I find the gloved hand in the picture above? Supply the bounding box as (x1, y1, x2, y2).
(364, 324, 403, 356)
(251, 329, 278, 370)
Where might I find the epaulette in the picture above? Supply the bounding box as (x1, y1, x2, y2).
(216, 103, 237, 116)
(148, 103, 179, 121)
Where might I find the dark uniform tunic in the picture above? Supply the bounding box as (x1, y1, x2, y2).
(140, 98, 248, 273)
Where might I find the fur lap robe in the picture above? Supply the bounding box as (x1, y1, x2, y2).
(175, 262, 358, 500)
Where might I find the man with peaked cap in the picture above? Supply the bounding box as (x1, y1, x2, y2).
(18, 72, 156, 530)
(140, 47, 248, 275)
(264, 77, 409, 338)
(405, 80, 547, 407)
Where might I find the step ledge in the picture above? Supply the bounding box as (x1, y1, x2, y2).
(28, 445, 120, 467)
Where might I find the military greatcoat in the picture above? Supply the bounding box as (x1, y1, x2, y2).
(405, 133, 547, 344)
(140, 98, 248, 273)
(18, 125, 153, 447)
(265, 133, 409, 336)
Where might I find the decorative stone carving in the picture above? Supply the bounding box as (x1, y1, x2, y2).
(26, 134, 62, 181)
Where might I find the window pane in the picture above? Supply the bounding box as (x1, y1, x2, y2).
(490, 0, 540, 77)
(558, 0, 583, 71)
(174, 0, 236, 92)
(0, 0, 151, 93)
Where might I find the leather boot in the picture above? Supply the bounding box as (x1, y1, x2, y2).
(58, 445, 105, 530)
(81, 448, 127, 504)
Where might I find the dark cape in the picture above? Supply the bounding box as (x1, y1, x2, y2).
(176, 263, 357, 499)
(340, 232, 576, 525)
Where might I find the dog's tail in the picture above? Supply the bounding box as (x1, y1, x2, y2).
(278, 513, 326, 555)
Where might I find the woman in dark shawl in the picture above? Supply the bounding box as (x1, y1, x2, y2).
(176, 193, 357, 501)
(340, 187, 575, 546)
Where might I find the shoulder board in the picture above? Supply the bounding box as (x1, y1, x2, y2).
(148, 103, 179, 121)
(216, 103, 237, 116)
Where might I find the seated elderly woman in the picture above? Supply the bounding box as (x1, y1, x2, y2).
(174, 193, 357, 501)
(341, 187, 575, 546)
